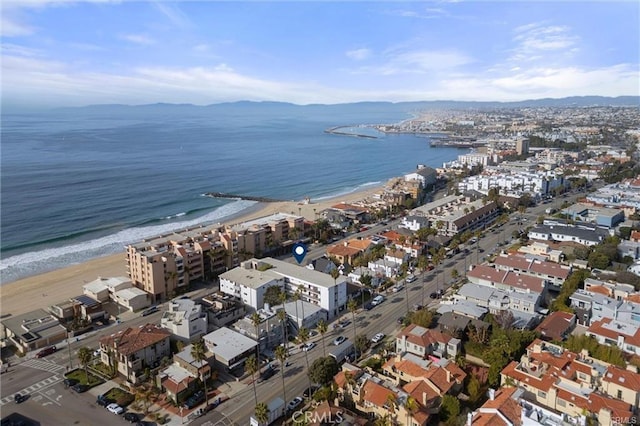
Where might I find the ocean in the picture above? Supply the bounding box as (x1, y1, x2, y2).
(0, 102, 462, 283)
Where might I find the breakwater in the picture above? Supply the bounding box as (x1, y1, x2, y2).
(324, 126, 379, 139)
(204, 192, 284, 203)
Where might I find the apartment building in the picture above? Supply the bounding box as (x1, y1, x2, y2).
(99, 324, 171, 384)
(492, 254, 571, 288)
(160, 298, 208, 343)
(500, 339, 635, 425)
(528, 222, 609, 247)
(126, 214, 303, 302)
(457, 171, 565, 198)
(433, 200, 500, 237)
(586, 318, 640, 356)
(466, 265, 547, 299)
(219, 257, 347, 318)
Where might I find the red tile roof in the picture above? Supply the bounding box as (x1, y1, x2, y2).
(494, 254, 570, 280)
(472, 386, 522, 426)
(99, 324, 170, 356)
(602, 365, 640, 392)
(468, 265, 545, 293)
(535, 312, 575, 341)
(361, 379, 396, 407)
(587, 318, 640, 347)
(398, 324, 453, 349)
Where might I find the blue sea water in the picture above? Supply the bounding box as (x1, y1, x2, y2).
(0, 102, 462, 283)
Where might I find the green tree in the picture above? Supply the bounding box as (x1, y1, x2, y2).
(277, 309, 288, 348)
(441, 394, 461, 424)
(307, 356, 339, 386)
(254, 402, 269, 425)
(263, 286, 282, 306)
(191, 339, 210, 406)
(317, 320, 328, 357)
(275, 345, 288, 405)
(298, 327, 314, 394)
(77, 347, 93, 383)
(246, 354, 259, 407)
(354, 333, 371, 355)
(404, 396, 418, 426)
(250, 312, 262, 366)
(467, 375, 482, 404)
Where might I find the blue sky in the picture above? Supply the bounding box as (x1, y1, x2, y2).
(2, 1, 639, 108)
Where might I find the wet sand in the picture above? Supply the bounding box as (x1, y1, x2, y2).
(0, 186, 384, 317)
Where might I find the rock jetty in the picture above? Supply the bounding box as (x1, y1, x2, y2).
(204, 192, 284, 203)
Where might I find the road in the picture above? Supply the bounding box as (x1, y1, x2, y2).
(200, 190, 591, 425)
(2, 190, 587, 425)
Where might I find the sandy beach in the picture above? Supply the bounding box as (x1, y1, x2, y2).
(0, 185, 384, 317)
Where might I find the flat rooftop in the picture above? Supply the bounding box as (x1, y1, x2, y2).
(203, 327, 257, 362)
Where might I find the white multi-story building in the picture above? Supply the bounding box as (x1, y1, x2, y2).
(457, 171, 565, 198)
(219, 258, 348, 318)
(160, 298, 208, 342)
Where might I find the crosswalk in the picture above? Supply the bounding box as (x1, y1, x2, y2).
(21, 358, 66, 374)
(0, 374, 62, 406)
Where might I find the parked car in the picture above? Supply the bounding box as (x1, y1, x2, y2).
(97, 394, 115, 407)
(183, 390, 205, 409)
(406, 275, 417, 283)
(71, 383, 90, 393)
(333, 336, 347, 346)
(397, 316, 405, 325)
(63, 378, 78, 388)
(257, 365, 276, 383)
(141, 306, 159, 317)
(124, 412, 140, 423)
(107, 403, 124, 415)
(371, 333, 385, 344)
(287, 396, 303, 412)
(14, 393, 27, 404)
(364, 302, 373, 311)
(413, 304, 423, 311)
(430, 292, 438, 299)
(36, 346, 57, 358)
(302, 342, 316, 352)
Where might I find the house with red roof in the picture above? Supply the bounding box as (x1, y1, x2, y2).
(492, 253, 571, 287)
(99, 323, 171, 384)
(395, 324, 461, 360)
(467, 264, 548, 297)
(535, 311, 576, 342)
(500, 339, 636, 425)
(586, 318, 640, 356)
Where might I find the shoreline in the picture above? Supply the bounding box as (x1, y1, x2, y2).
(0, 184, 385, 317)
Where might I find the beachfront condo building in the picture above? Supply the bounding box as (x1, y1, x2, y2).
(219, 257, 348, 319)
(126, 213, 305, 302)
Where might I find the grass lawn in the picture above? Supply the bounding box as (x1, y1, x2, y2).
(64, 369, 103, 387)
(104, 387, 135, 407)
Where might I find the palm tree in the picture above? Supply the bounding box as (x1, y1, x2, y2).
(77, 347, 92, 383)
(191, 339, 210, 406)
(317, 319, 328, 357)
(277, 309, 288, 349)
(274, 345, 288, 405)
(330, 268, 340, 288)
(347, 299, 358, 358)
(254, 402, 270, 425)
(374, 414, 392, 426)
(385, 393, 398, 424)
(297, 327, 314, 395)
(250, 312, 262, 368)
(279, 290, 288, 348)
(245, 354, 259, 407)
(404, 395, 418, 425)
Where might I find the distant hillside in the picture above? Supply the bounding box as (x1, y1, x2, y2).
(53, 95, 639, 115)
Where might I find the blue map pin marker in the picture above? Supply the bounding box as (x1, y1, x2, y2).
(292, 243, 308, 264)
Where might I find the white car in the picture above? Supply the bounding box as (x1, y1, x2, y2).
(333, 336, 347, 346)
(406, 275, 417, 283)
(302, 342, 316, 352)
(371, 333, 385, 344)
(287, 396, 303, 412)
(106, 403, 124, 415)
(371, 295, 385, 306)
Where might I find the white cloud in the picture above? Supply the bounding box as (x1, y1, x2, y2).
(1, 16, 36, 37)
(119, 33, 156, 45)
(346, 48, 371, 61)
(351, 48, 473, 75)
(509, 22, 579, 65)
(152, 2, 191, 28)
